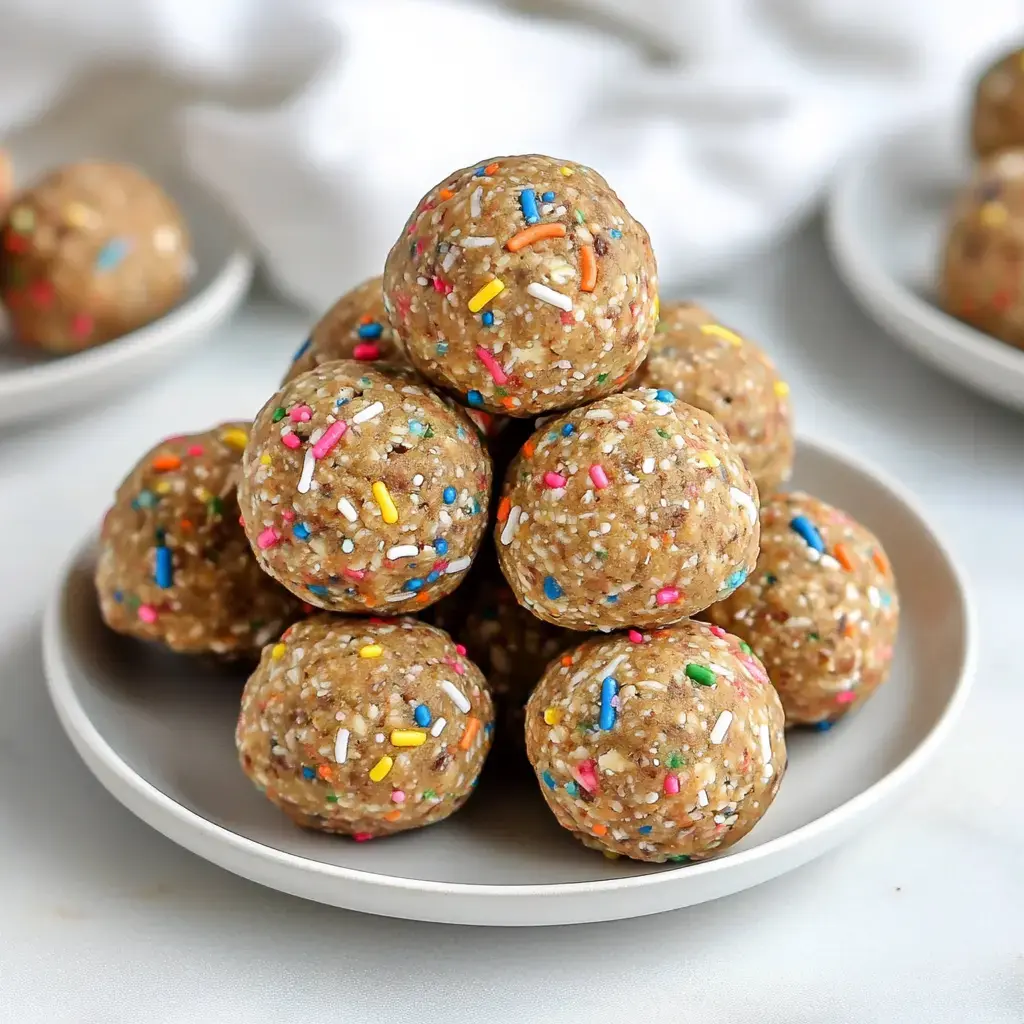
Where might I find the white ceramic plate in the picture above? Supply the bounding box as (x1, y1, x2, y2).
(43, 439, 972, 927)
(827, 110, 1024, 413)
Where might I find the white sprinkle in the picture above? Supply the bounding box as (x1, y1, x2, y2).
(642, 457, 655, 474)
(709, 710, 734, 744)
(500, 505, 522, 545)
(759, 723, 772, 768)
(820, 554, 841, 571)
(585, 409, 614, 421)
(527, 282, 573, 312)
(387, 544, 418, 560)
(461, 236, 495, 248)
(470, 186, 482, 218)
(601, 653, 628, 679)
(441, 246, 459, 272)
(440, 680, 470, 713)
(341, 539, 354, 553)
(868, 585, 881, 608)
(334, 728, 350, 764)
(338, 497, 358, 522)
(445, 556, 472, 574)
(352, 401, 384, 425)
(297, 448, 316, 493)
(697, 789, 709, 807)
(431, 717, 447, 737)
(730, 487, 757, 524)
(412, 474, 424, 486)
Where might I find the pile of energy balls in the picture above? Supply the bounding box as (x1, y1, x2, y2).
(94, 154, 900, 864)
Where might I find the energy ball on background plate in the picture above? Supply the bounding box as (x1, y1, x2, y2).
(237, 616, 494, 837)
(239, 361, 491, 613)
(95, 423, 303, 657)
(0, 149, 12, 218)
(382, 154, 658, 417)
(632, 301, 794, 494)
(971, 46, 1024, 158)
(1, 161, 190, 352)
(525, 619, 786, 862)
(705, 492, 899, 728)
(495, 389, 760, 631)
(938, 149, 1024, 350)
(283, 275, 409, 384)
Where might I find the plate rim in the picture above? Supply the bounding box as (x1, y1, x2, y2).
(42, 436, 976, 903)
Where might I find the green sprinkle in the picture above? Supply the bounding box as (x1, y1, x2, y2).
(739, 641, 753, 655)
(596, 372, 609, 384)
(325, 794, 338, 803)
(574, 208, 585, 224)
(656, 428, 670, 439)
(423, 425, 435, 439)
(666, 752, 685, 769)
(207, 496, 224, 516)
(808, 631, 820, 641)
(495, 386, 508, 397)
(423, 788, 438, 801)
(668, 854, 691, 863)
(271, 407, 286, 423)
(596, 550, 608, 561)
(685, 663, 716, 687)
(765, 573, 778, 585)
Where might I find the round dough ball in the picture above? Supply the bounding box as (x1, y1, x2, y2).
(283, 276, 409, 384)
(237, 616, 495, 837)
(938, 149, 1024, 350)
(706, 492, 899, 727)
(632, 302, 793, 494)
(95, 422, 303, 656)
(0, 149, 12, 218)
(525, 619, 786, 862)
(383, 154, 658, 417)
(239, 361, 492, 613)
(971, 47, 1024, 158)
(0, 161, 190, 352)
(495, 389, 760, 631)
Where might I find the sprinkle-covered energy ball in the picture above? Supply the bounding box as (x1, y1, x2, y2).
(495, 389, 760, 631)
(706, 492, 899, 727)
(237, 616, 495, 837)
(284, 276, 409, 384)
(632, 302, 793, 494)
(938, 149, 1024, 351)
(383, 154, 658, 417)
(525, 620, 786, 862)
(239, 361, 492, 613)
(95, 423, 303, 656)
(972, 46, 1024, 158)
(1, 161, 190, 352)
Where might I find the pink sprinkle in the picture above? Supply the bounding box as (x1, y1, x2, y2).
(453, 662, 465, 676)
(353, 832, 374, 842)
(137, 604, 158, 624)
(289, 404, 312, 423)
(455, 644, 467, 656)
(628, 629, 643, 644)
(281, 432, 301, 449)
(589, 464, 609, 489)
(559, 310, 574, 325)
(475, 346, 508, 385)
(238, 515, 245, 527)
(280, 509, 295, 523)
(391, 790, 406, 804)
(664, 773, 680, 795)
(656, 586, 680, 606)
(709, 624, 727, 639)
(343, 567, 366, 581)
(836, 691, 856, 704)
(257, 527, 280, 550)
(432, 559, 449, 573)
(431, 275, 453, 294)
(739, 654, 769, 685)
(312, 420, 347, 459)
(71, 313, 94, 339)
(187, 444, 204, 457)
(353, 342, 381, 361)
(543, 471, 567, 489)
(574, 759, 599, 794)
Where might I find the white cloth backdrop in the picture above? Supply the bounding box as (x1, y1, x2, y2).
(0, 0, 1021, 312)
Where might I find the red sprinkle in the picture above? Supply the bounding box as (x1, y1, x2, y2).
(455, 644, 467, 656)
(353, 342, 381, 361)
(187, 444, 204, 457)
(628, 629, 643, 644)
(29, 280, 54, 306)
(343, 567, 366, 581)
(836, 691, 856, 704)
(353, 832, 374, 842)
(280, 509, 295, 522)
(709, 624, 727, 638)
(574, 759, 599, 794)
(71, 313, 94, 339)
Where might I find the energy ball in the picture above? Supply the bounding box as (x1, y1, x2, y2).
(383, 154, 658, 417)
(237, 616, 495, 837)
(283, 275, 409, 384)
(632, 302, 793, 493)
(1, 161, 190, 352)
(706, 492, 899, 727)
(0, 149, 12, 218)
(938, 149, 1024, 350)
(971, 47, 1024, 158)
(495, 389, 760, 631)
(95, 423, 303, 657)
(525, 619, 786, 862)
(239, 361, 492, 613)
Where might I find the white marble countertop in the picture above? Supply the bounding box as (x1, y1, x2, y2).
(2, 223, 1022, 1023)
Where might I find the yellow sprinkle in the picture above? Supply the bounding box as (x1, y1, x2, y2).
(980, 202, 1008, 228)
(10, 206, 34, 232)
(154, 481, 172, 495)
(652, 293, 660, 322)
(221, 427, 249, 451)
(64, 202, 97, 228)
(271, 643, 287, 660)
(391, 730, 427, 747)
(696, 450, 721, 468)
(467, 278, 505, 313)
(560, 166, 574, 177)
(543, 707, 563, 726)
(195, 487, 210, 502)
(774, 380, 790, 398)
(369, 755, 393, 782)
(700, 323, 743, 346)
(359, 644, 383, 658)
(372, 481, 399, 524)
(602, 850, 621, 860)
(260, 454, 272, 465)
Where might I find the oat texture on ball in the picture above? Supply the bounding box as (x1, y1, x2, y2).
(239, 361, 492, 613)
(0, 161, 190, 352)
(237, 616, 495, 837)
(495, 389, 760, 631)
(971, 46, 1024, 158)
(939, 149, 1024, 351)
(525, 619, 786, 862)
(632, 301, 793, 494)
(706, 492, 899, 727)
(95, 422, 303, 657)
(383, 155, 658, 417)
(284, 276, 409, 384)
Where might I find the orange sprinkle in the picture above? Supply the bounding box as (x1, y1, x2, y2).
(872, 549, 889, 574)
(152, 454, 181, 472)
(591, 823, 608, 837)
(363, 594, 377, 609)
(560, 655, 574, 667)
(485, 162, 500, 175)
(317, 765, 332, 781)
(523, 440, 535, 458)
(179, 518, 193, 532)
(383, 809, 402, 822)
(834, 543, 855, 572)
(497, 496, 511, 523)
(843, 621, 857, 638)
(501, 396, 517, 410)
(506, 222, 567, 253)
(459, 716, 481, 750)
(416, 592, 431, 604)
(439, 188, 454, 201)
(579, 244, 598, 292)
(359, 314, 374, 324)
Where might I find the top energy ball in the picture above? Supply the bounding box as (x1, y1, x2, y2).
(383, 155, 658, 417)
(972, 47, 1024, 158)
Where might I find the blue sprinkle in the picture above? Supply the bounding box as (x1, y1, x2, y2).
(456, 426, 466, 439)
(481, 311, 494, 327)
(813, 720, 833, 732)
(113, 590, 124, 603)
(133, 489, 158, 510)
(307, 584, 329, 596)
(484, 722, 494, 736)
(154, 546, 173, 589)
(357, 321, 383, 340)
(467, 390, 484, 407)
(436, 341, 449, 356)
(564, 781, 579, 797)
(655, 389, 675, 403)
(541, 191, 555, 203)
(426, 571, 440, 584)
(409, 420, 425, 435)
(638, 825, 653, 835)
(414, 704, 432, 727)
(725, 568, 748, 590)
(881, 591, 893, 608)
(519, 188, 539, 224)
(301, 766, 315, 780)
(610, 228, 622, 239)
(561, 423, 575, 437)
(443, 486, 457, 505)
(405, 578, 424, 592)
(293, 523, 311, 541)
(599, 676, 618, 730)
(434, 538, 448, 555)
(542, 770, 556, 790)
(292, 336, 312, 362)
(605, 594, 619, 604)
(474, 166, 487, 177)
(790, 515, 825, 553)
(335, 397, 349, 407)
(543, 576, 563, 600)
(470, 497, 480, 515)
(95, 237, 131, 272)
